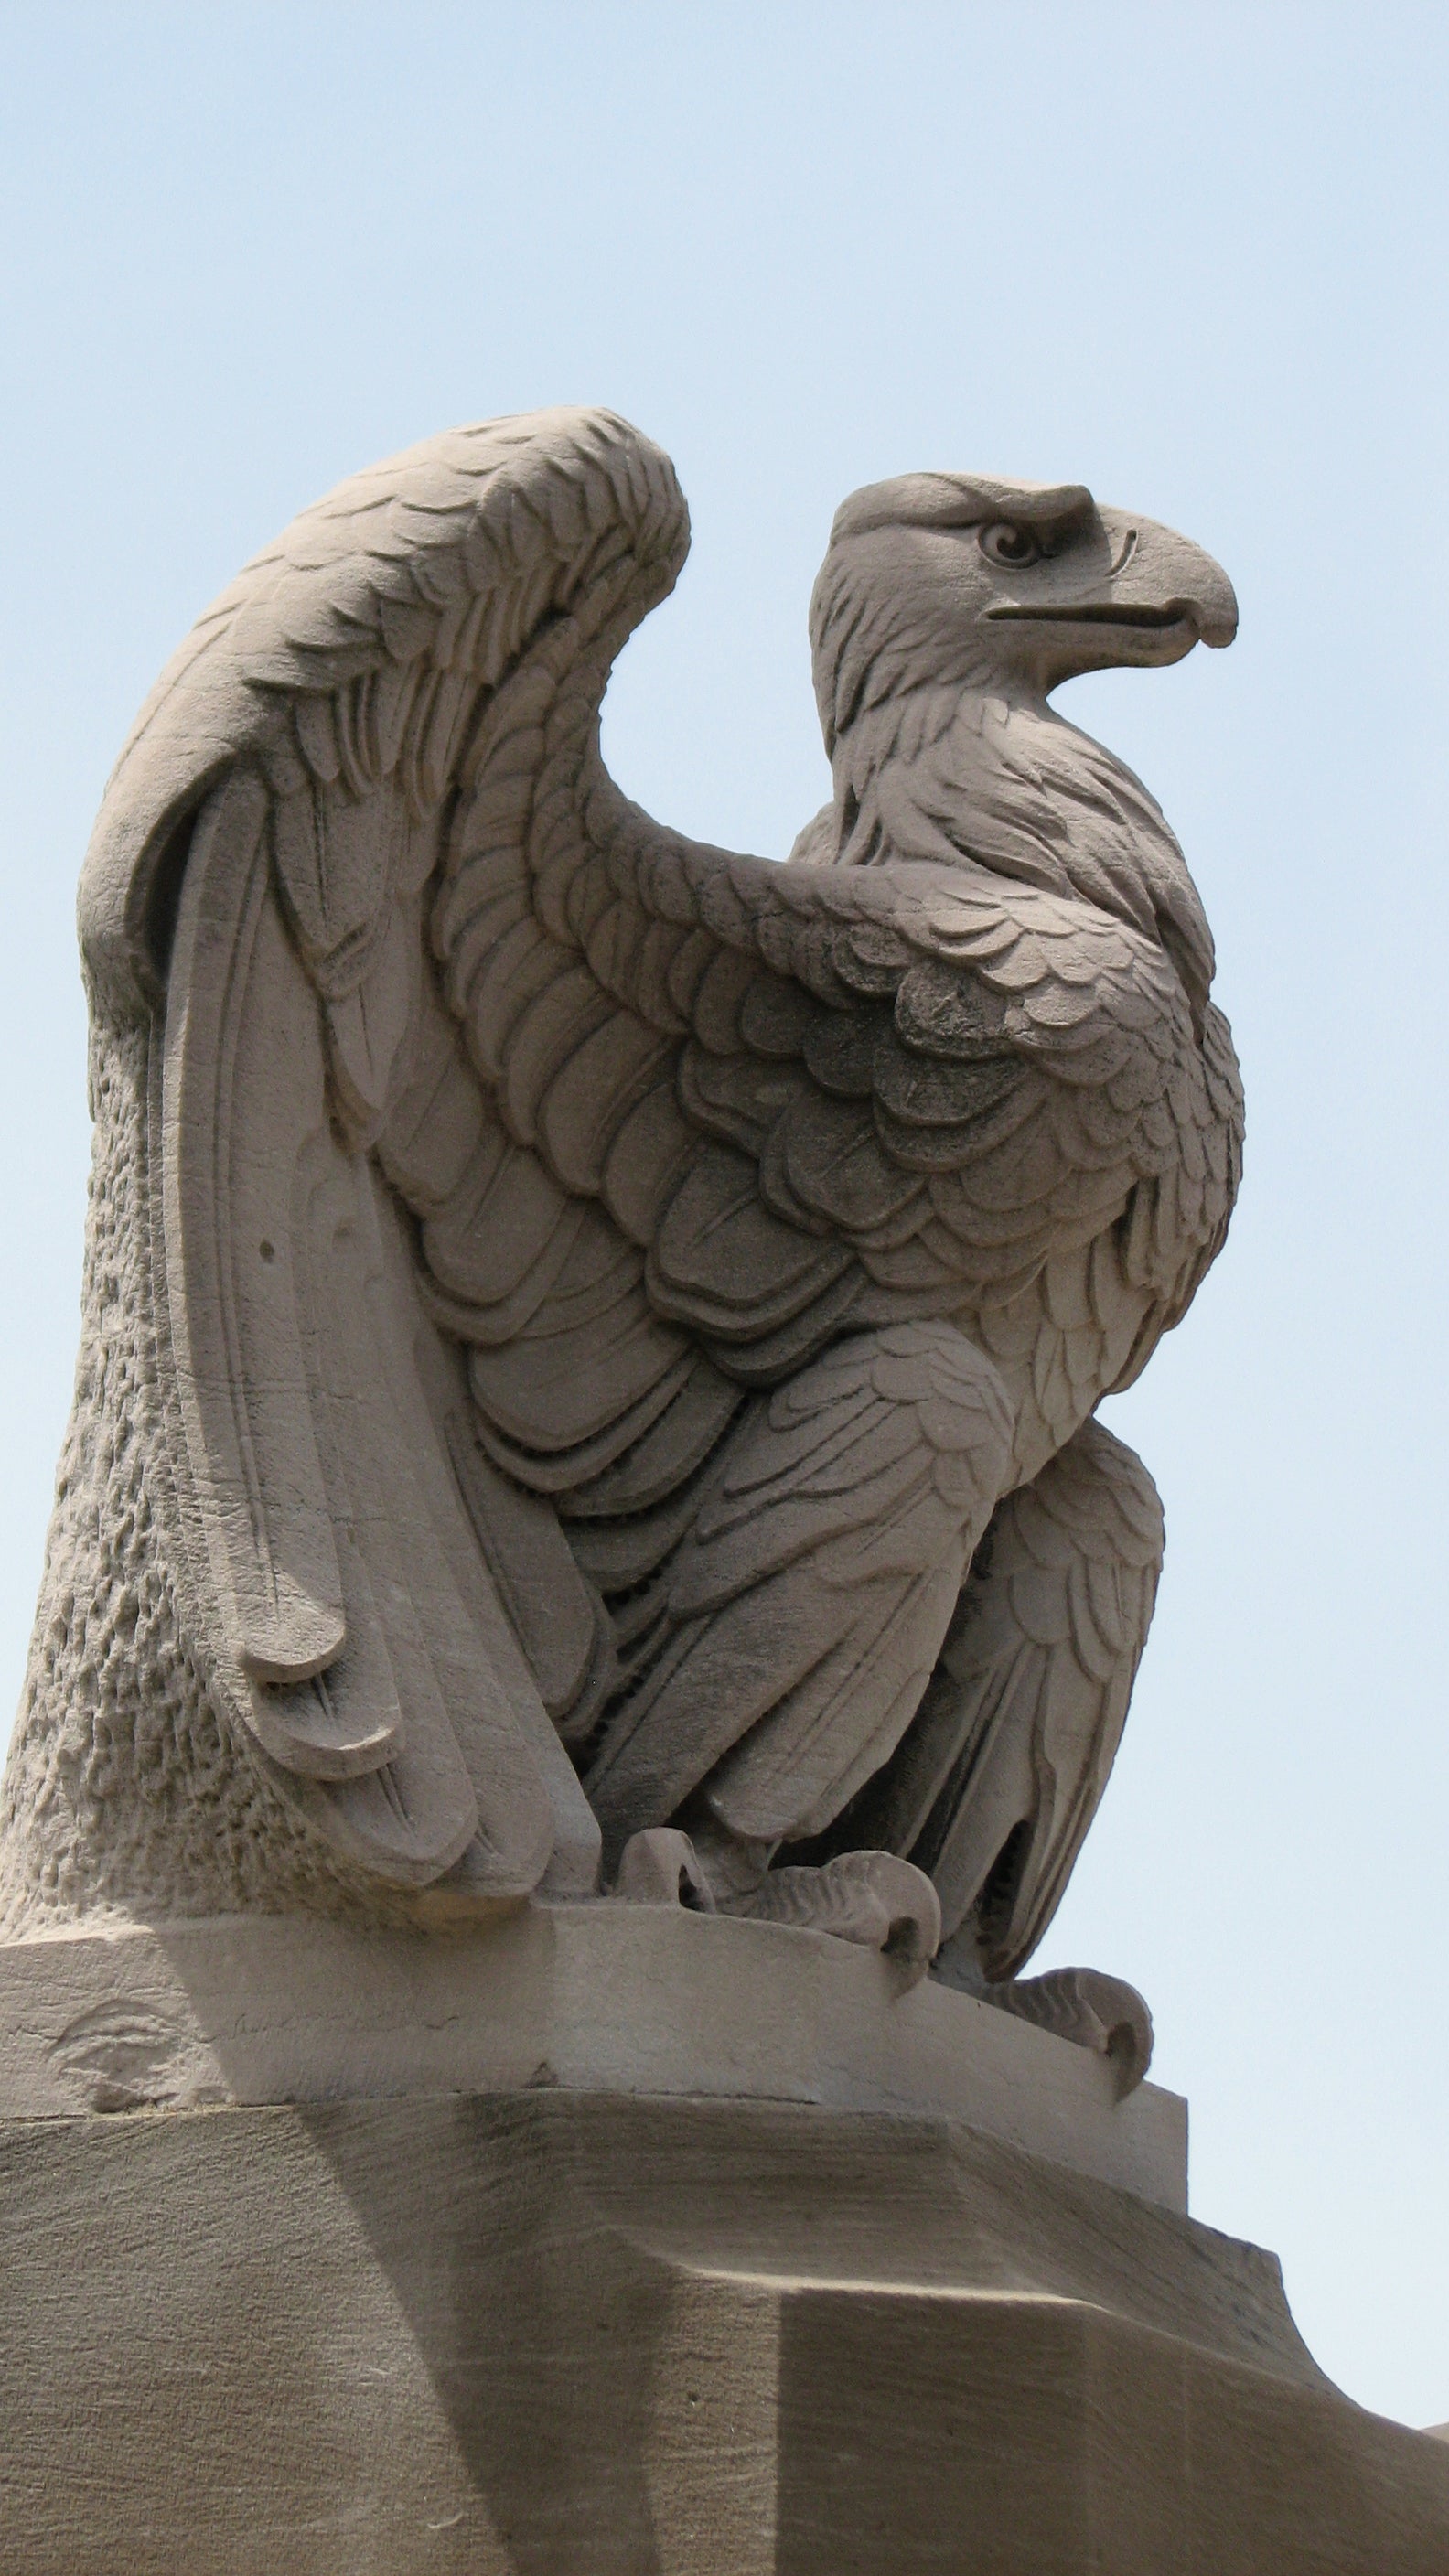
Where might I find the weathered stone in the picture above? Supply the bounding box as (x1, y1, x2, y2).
(4, 413, 1411, 2568)
(0, 412, 1242, 2053)
(2, 2090, 1445, 2576)
(0, 1902, 1187, 2207)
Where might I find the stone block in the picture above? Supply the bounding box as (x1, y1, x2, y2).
(2, 2088, 1445, 2573)
(0, 1904, 1186, 2207)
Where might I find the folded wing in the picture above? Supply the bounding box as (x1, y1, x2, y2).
(842, 1419, 1165, 1976)
(83, 409, 699, 1891)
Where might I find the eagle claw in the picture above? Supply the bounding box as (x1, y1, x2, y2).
(613, 1828, 716, 1912)
(720, 1851, 942, 1988)
(977, 1966, 1154, 2098)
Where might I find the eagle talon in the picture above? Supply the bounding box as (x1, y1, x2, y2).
(969, 1964, 1154, 2099)
(613, 1828, 716, 1912)
(720, 1851, 941, 1989)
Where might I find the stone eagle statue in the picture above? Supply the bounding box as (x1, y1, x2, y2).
(0, 411, 1241, 2078)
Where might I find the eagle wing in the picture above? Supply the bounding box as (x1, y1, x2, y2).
(80, 408, 1236, 1896)
(839, 1418, 1165, 1976)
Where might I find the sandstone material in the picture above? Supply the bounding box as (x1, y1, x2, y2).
(2, 2088, 1446, 2576)
(0, 1901, 1186, 2207)
(0, 410, 1243, 2057)
(5, 404, 1422, 2571)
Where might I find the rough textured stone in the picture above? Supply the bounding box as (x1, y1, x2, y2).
(0, 411, 1243, 2069)
(1, 2089, 1444, 2576)
(0, 413, 1433, 2567)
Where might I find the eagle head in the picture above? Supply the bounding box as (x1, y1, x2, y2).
(810, 470, 1237, 752)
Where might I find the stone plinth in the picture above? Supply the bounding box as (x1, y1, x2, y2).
(0, 1903, 1186, 2207)
(2, 2086, 1447, 2575)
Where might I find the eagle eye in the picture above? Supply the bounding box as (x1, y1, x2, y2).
(979, 521, 1041, 568)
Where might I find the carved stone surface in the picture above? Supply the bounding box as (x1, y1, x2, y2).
(2, 414, 1437, 2570)
(0, 1904, 1187, 2206)
(0, 410, 1244, 2061)
(3, 2091, 1447, 2576)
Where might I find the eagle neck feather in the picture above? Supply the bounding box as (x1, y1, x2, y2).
(831, 681, 1217, 1026)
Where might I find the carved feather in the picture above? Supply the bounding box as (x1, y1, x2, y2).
(75, 404, 1240, 1927)
(849, 1420, 1163, 1975)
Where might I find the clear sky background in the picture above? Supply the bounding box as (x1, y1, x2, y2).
(1, 0, 1444, 2428)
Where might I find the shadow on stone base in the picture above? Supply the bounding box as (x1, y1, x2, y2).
(1, 2091, 1444, 2573)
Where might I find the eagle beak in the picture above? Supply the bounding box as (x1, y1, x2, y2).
(1097, 513, 1238, 649)
(984, 508, 1238, 675)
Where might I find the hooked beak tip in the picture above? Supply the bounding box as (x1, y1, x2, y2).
(1188, 566, 1239, 651)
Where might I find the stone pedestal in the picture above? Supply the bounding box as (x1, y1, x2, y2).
(0, 1905, 1186, 2206)
(2, 1910, 1445, 2572)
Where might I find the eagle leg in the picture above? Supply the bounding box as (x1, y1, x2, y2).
(801, 1418, 1165, 2084)
(585, 1322, 1016, 1893)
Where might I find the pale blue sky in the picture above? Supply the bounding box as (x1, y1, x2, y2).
(1, 1, 1445, 2425)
